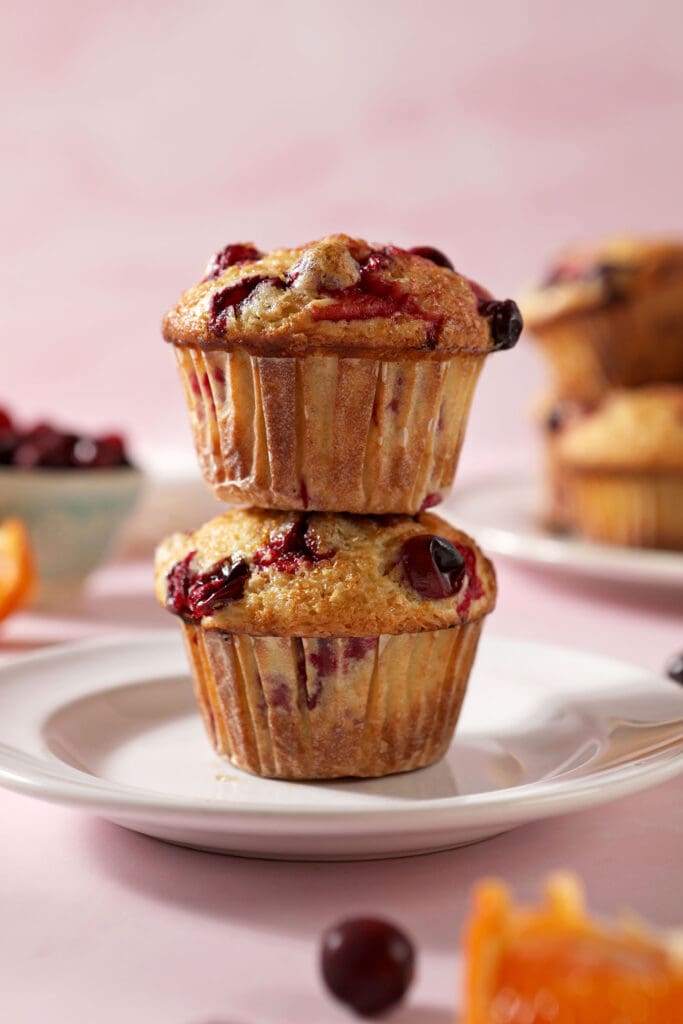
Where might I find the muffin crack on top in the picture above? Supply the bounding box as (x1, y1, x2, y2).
(163, 234, 522, 358)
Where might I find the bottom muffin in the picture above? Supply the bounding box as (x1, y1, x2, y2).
(154, 508, 496, 779)
(540, 387, 683, 549)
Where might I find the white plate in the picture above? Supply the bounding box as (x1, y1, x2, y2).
(1, 632, 682, 860)
(445, 476, 683, 586)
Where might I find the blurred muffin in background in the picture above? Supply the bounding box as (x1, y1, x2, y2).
(540, 386, 683, 549)
(522, 237, 683, 402)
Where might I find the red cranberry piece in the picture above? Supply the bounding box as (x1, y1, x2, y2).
(166, 552, 196, 615)
(165, 553, 249, 619)
(312, 294, 398, 322)
(400, 534, 466, 599)
(0, 429, 18, 465)
(666, 653, 683, 685)
(478, 298, 523, 350)
(204, 243, 262, 280)
(321, 917, 415, 1018)
(209, 275, 285, 335)
(359, 252, 404, 301)
(408, 246, 455, 271)
(89, 434, 128, 468)
(13, 425, 76, 469)
(187, 558, 250, 617)
(254, 516, 334, 573)
(419, 492, 443, 511)
(0, 408, 13, 431)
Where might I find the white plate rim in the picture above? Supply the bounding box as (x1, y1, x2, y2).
(445, 475, 683, 585)
(0, 632, 682, 833)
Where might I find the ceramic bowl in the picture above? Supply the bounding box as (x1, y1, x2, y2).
(0, 466, 143, 607)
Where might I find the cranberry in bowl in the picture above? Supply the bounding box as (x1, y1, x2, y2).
(0, 408, 143, 607)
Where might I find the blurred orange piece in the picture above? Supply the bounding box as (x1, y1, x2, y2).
(0, 518, 36, 621)
(463, 874, 683, 1024)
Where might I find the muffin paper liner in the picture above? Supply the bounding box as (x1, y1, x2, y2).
(561, 471, 683, 549)
(173, 346, 484, 513)
(532, 278, 683, 402)
(180, 622, 483, 779)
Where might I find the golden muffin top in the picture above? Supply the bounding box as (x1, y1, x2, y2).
(154, 507, 496, 636)
(556, 386, 683, 471)
(522, 236, 683, 329)
(162, 234, 522, 359)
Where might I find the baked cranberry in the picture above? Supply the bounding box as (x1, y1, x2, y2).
(321, 917, 415, 1018)
(666, 653, 683, 685)
(419, 492, 442, 510)
(478, 297, 523, 350)
(0, 408, 13, 431)
(359, 252, 404, 301)
(166, 553, 250, 620)
(204, 243, 262, 280)
(209, 275, 285, 335)
(254, 516, 334, 574)
(166, 552, 196, 615)
(400, 534, 466, 599)
(187, 558, 250, 617)
(408, 246, 454, 270)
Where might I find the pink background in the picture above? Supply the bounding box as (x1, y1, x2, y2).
(1, 6, 683, 1022)
(3, 1, 683, 464)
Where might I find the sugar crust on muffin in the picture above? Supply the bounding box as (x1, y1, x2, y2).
(163, 234, 521, 358)
(154, 508, 496, 636)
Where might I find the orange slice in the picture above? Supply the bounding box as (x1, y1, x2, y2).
(0, 518, 36, 620)
(463, 874, 683, 1023)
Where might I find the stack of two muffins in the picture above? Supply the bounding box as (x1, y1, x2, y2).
(155, 236, 521, 779)
(522, 238, 683, 550)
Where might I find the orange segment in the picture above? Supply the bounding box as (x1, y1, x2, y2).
(0, 518, 36, 620)
(463, 874, 683, 1024)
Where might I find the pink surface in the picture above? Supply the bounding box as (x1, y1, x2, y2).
(1, 551, 682, 1022)
(1, 3, 683, 1020)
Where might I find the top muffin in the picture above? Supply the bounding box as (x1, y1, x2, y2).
(163, 234, 522, 358)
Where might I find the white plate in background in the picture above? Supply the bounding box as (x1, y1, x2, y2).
(0, 632, 681, 860)
(444, 476, 683, 587)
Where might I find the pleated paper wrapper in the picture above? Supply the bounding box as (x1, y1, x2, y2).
(174, 346, 484, 513)
(180, 621, 483, 779)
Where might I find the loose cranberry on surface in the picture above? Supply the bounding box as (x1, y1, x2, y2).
(0, 408, 13, 431)
(408, 246, 455, 271)
(665, 653, 683, 685)
(320, 917, 415, 1018)
(477, 297, 523, 350)
(400, 534, 466, 599)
